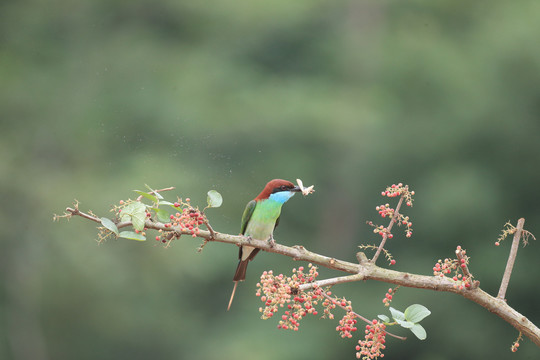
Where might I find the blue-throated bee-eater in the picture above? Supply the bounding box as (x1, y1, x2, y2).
(227, 179, 302, 310)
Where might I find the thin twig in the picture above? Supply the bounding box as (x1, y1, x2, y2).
(455, 248, 480, 289)
(371, 195, 404, 264)
(298, 274, 364, 291)
(65, 207, 133, 229)
(136, 187, 175, 201)
(204, 219, 216, 239)
(66, 207, 101, 223)
(455, 248, 472, 279)
(498, 218, 525, 300)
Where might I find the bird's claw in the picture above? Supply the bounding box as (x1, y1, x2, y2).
(245, 235, 253, 244)
(267, 235, 276, 248)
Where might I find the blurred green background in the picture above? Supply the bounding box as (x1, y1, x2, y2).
(2, 0, 540, 359)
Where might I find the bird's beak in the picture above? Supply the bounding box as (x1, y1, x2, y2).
(291, 186, 302, 192)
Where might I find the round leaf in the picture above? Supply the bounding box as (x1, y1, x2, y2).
(207, 190, 223, 208)
(378, 314, 390, 323)
(404, 304, 431, 323)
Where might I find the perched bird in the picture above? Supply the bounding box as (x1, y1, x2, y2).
(227, 179, 301, 310)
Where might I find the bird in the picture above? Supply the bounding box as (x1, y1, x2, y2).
(227, 179, 301, 310)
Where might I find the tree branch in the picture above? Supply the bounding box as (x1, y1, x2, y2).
(65, 207, 540, 348)
(498, 218, 525, 300)
(371, 195, 404, 264)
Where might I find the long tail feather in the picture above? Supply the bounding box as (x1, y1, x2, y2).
(227, 281, 239, 311)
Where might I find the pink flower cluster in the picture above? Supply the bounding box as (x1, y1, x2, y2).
(432, 247, 473, 290)
(169, 201, 204, 237)
(381, 183, 414, 207)
(255, 264, 320, 331)
(381, 287, 397, 307)
(256, 266, 387, 358)
(356, 320, 387, 359)
(373, 183, 414, 239)
(336, 309, 358, 338)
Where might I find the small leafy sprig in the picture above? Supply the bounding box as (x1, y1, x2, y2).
(377, 304, 431, 341)
(359, 243, 395, 266)
(90, 184, 222, 245)
(495, 221, 536, 247)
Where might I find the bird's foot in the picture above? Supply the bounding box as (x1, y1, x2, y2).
(267, 235, 276, 248)
(244, 235, 253, 244)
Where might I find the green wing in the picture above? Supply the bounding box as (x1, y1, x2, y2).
(240, 200, 257, 235)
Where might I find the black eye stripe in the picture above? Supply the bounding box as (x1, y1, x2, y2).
(272, 185, 292, 193)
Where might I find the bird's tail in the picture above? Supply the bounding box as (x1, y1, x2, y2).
(233, 259, 249, 282)
(227, 281, 239, 311)
(228, 259, 249, 311)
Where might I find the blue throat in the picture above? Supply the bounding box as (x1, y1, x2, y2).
(268, 191, 296, 204)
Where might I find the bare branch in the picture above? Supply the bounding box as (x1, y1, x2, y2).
(66, 207, 101, 223)
(498, 218, 525, 300)
(298, 274, 364, 291)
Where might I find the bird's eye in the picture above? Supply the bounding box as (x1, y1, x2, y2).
(280, 185, 287, 191)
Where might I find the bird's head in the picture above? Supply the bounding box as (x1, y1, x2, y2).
(255, 179, 302, 203)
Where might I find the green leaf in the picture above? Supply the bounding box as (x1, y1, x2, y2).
(395, 318, 415, 329)
(410, 323, 427, 340)
(389, 307, 405, 321)
(118, 231, 146, 241)
(121, 203, 137, 215)
(207, 190, 223, 208)
(100, 217, 118, 235)
(404, 304, 431, 323)
(152, 207, 171, 222)
(144, 184, 163, 200)
(134, 190, 158, 203)
(121, 202, 147, 231)
(378, 314, 390, 323)
(131, 212, 146, 232)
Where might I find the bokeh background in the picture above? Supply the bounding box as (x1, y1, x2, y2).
(2, 0, 540, 359)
